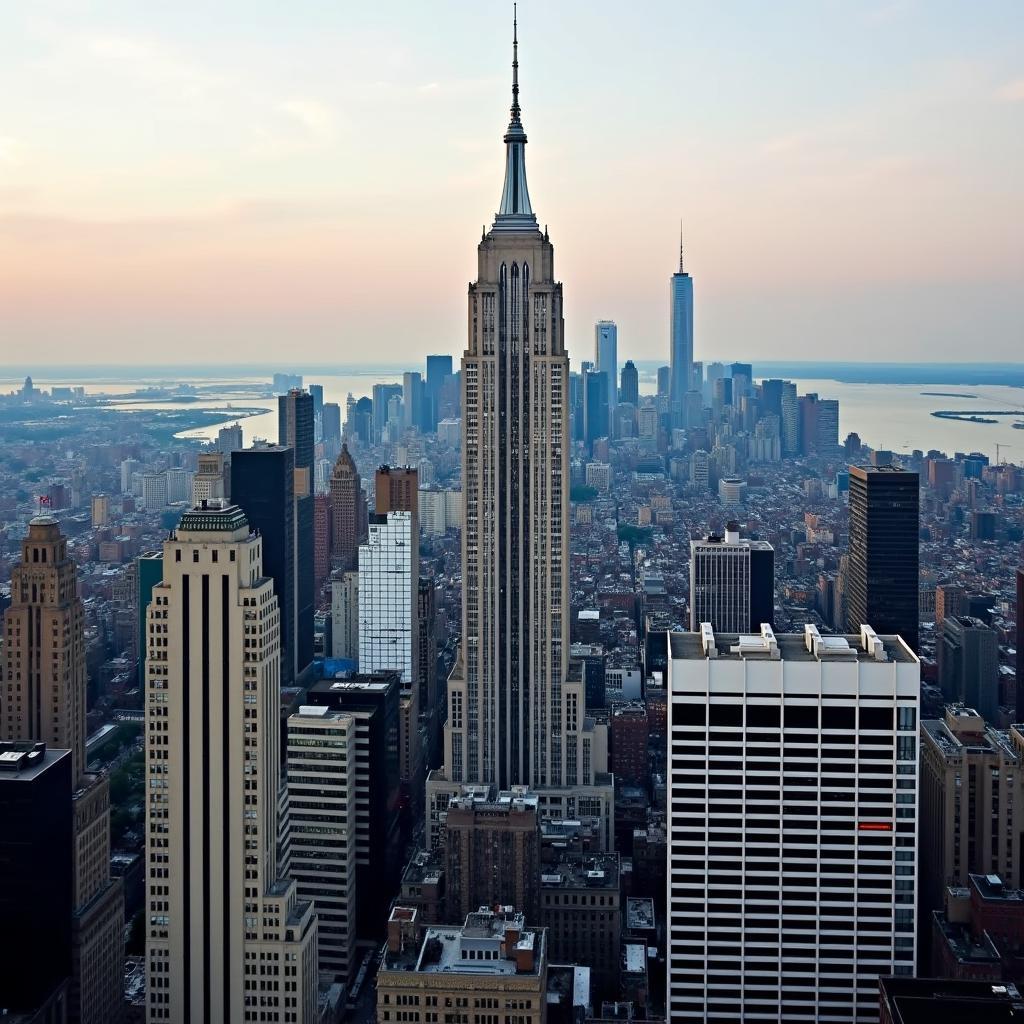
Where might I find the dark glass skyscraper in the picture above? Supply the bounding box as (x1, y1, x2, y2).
(620, 359, 639, 407)
(0, 743, 73, 1017)
(846, 465, 920, 653)
(425, 354, 454, 431)
(231, 445, 297, 683)
(278, 389, 315, 678)
(583, 367, 609, 449)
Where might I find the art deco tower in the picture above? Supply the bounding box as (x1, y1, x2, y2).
(442, 15, 598, 794)
(2, 515, 87, 782)
(2, 515, 124, 1024)
(144, 503, 317, 1023)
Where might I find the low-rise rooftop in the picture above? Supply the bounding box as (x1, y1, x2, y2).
(382, 907, 545, 978)
(540, 853, 620, 891)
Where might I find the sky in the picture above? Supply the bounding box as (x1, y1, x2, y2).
(0, 0, 1022, 368)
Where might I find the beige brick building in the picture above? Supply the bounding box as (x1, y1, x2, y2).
(377, 907, 547, 1024)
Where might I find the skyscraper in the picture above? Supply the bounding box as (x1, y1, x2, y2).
(437, 12, 609, 802)
(620, 359, 639, 407)
(372, 383, 402, 443)
(402, 371, 424, 432)
(669, 227, 694, 425)
(330, 570, 360, 663)
(689, 523, 775, 632)
(1018, 567, 1024, 721)
(0, 742, 73, 1019)
(781, 381, 799, 456)
(313, 493, 333, 588)
(3, 516, 87, 782)
(144, 503, 318, 1023)
(305, 673, 401, 938)
(919, 706, 1024, 964)
(595, 320, 618, 415)
(322, 401, 342, 446)
(1, 515, 125, 1024)
(359, 511, 415, 684)
(287, 706, 358, 982)
(191, 451, 226, 505)
(278, 388, 315, 678)
(583, 365, 610, 448)
(329, 442, 367, 571)
(760, 378, 784, 421)
(938, 615, 999, 722)
(667, 624, 919, 1023)
(307, 382, 324, 440)
(847, 465, 920, 653)
(230, 445, 298, 684)
(425, 354, 454, 432)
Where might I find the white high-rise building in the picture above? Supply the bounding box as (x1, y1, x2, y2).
(595, 320, 618, 414)
(287, 706, 357, 982)
(667, 623, 919, 1024)
(216, 422, 243, 454)
(164, 467, 193, 504)
(330, 570, 359, 662)
(141, 472, 168, 510)
(358, 510, 414, 683)
(144, 502, 318, 1024)
(121, 458, 141, 495)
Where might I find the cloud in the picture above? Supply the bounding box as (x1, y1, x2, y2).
(994, 78, 1024, 102)
(29, 27, 224, 102)
(0, 136, 26, 165)
(276, 99, 337, 142)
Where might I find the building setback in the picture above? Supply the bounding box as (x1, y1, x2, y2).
(667, 623, 919, 1023)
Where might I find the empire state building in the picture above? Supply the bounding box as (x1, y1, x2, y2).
(434, 14, 611, 823)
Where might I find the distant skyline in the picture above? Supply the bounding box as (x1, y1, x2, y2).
(1, 1, 1022, 365)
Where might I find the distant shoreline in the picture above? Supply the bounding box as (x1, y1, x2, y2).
(2, 361, 1024, 389)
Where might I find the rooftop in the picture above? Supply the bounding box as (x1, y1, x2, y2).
(626, 898, 655, 931)
(880, 977, 1024, 1024)
(933, 911, 1001, 966)
(669, 623, 916, 664)
(383, 908, 545, 977)
(540, 853, 620, 891)
(175, 501, 249, 536)
(971, 873, 1024, 904)
(0, 742, 70, 780)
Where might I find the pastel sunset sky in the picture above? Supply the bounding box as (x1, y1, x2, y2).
(1, 1, 1022, 367)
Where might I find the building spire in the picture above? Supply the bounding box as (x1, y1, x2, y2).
(511, 3, 520, 125)
(493, 3, 537, 230)
(679, 219, 685, 274)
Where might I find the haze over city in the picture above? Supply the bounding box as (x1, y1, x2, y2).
(1, 0, 1022, 365)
